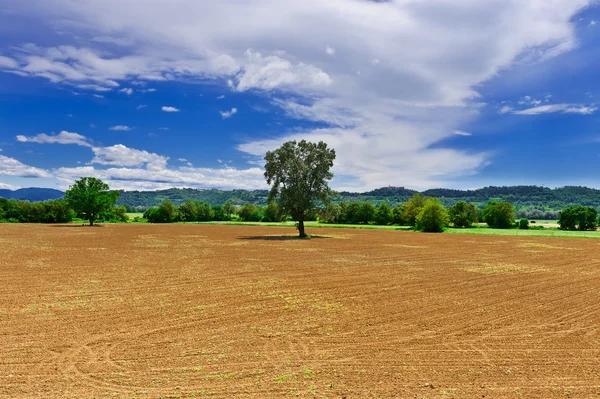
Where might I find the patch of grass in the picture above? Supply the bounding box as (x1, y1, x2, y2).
(447, 227, 600, 239)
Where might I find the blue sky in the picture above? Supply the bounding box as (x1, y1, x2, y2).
(0, 0, 599, 192)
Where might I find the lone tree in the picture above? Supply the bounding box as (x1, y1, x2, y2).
(415, 198, 448, 232)
(482, 200, 515, 229)
(264, 140, 336, 237)
(64, 177, 119, 226)
(448, 201, 479, 228)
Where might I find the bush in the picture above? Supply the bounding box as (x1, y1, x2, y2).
(518, 218, 529, 230)
(415, 198, 448, 233)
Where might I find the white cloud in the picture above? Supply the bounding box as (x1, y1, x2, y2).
(590, 20, 597, 27)
(119, 87, 133, 95)
(90, 123, 96, 128)
(92, 94, 104, 98)
(91, 144, 168, 170)
(217, 159, 223, 163)
(220, 107, 238, 119)
(158, 127, 169, 130)
(216, 95, 225, 99)
(54, 164, 266, 191)
(326, 46, 336, 56)
(0, 55, 18, 69)
(236, 49, 331, 92)
(498, 105, 514, 114)
(0, 155, 50, 178)
(0, 0, 593, 189)
(162, 106, 180, 112)
(512, 104, 598, 115)
(16, 131, 92, 147)
(109, 125, 133, 131)
(452, 130, 472, 136)
(0, 181, 20, 190)
(137, 104, 147, 109)
(178, 158, 188, 162)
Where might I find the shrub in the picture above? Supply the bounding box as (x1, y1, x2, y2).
(518, 218, 529, 230)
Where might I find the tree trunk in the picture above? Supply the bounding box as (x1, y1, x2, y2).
(298, 220, 306, 238)
(89, 214, 94, 227)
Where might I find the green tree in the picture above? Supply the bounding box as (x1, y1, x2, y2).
(178, 200, 198, 222)
(64, 177, 119, 226)
(343, 202, 361, 224)
(448, 201, 478, 228)
(320, 202, 342, 224)
(392, 204, 405, 225)
(358, 202, 375, 224)
(482, 201, 515, 229)
(223, 201, 235, 220)
(374, 203, 393, 225)
(263, 201, 282, 222)
(264, 140, 336, 237)
(558, 205, 598, 231)
(196, 201, 214, 221)
(238, 203, 258, 221)
(402, 194, 427, 227)
(415, 198, 448, 232)
(212, 204, 227, 221)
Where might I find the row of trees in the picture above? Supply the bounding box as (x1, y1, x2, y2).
(0, 198, 74, 223)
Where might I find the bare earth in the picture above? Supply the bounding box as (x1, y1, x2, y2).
(2, 224, 600, 398)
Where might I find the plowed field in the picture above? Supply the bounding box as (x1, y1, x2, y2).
(2, 224, 600, 398)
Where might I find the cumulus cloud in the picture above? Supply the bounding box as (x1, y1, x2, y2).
(16, 131, 92, 147)
(326, 46, 336, 56)
(109, 125, 133, 131)
(137, 104, 147, 109)
(162, 106, 180, 112)
(236, 49, 332, 92)
(91, 144, 168, 170)
(220, 107, 238, 119)
(119, 87, 133, 95)
(0, 155, 50, 178)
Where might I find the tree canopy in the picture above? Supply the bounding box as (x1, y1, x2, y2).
(64, 177, 119, 226)
(264, 140, 336, 237)
(558, 205, 598, 231)
(448, 201, 478, 228)
(482, 201, 515, 229)
(415, 198, 448, 232)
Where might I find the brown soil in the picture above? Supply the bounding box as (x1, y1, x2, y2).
(2, 224, 600, 398)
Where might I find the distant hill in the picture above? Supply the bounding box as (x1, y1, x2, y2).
(5, 185, 600, 214)
(0, 188, 64, 202)
(116, 185, 600, 213)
